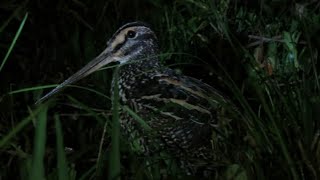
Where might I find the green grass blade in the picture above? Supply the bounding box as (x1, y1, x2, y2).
(0, 12, 28, 72)
(8, 84, 111, 103)
(108, 66, 120, 180)
(9, 85, 58, 95)
(54, 114, 69, 180)
(67, 95, 107, 125)
(0, 105, 44, 148)
(0, 6, 23, 34)
(95, 118, 109, 178)
(122, 105, 152, 131)
(29, 103, 48, 180)
(255, 85, 298, 180)
(78, 165, 96, 180)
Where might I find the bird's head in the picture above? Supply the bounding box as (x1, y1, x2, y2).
(36, 22, 159, 104)
(106, 22, 159, 64)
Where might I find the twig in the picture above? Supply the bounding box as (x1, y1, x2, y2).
(247, 35, 307, 47)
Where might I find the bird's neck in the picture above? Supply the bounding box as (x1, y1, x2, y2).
(119, 53, 161, 74)
(115, 54, 161, 102)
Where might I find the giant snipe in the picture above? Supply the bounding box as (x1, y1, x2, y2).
(37, 22, 240, 177)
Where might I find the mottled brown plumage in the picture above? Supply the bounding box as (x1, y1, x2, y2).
(37, 22, 239, 177)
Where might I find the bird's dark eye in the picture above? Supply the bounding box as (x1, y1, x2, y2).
(127, 30, 136, 39)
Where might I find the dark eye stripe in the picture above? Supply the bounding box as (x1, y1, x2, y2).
(112, 40, 126, 53)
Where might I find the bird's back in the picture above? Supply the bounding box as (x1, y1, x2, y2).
(118, 66, 239, 175)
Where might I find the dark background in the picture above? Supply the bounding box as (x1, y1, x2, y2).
(1, 0, 320, 179)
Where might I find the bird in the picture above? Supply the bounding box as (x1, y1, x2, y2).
(36, 22, 240, 177)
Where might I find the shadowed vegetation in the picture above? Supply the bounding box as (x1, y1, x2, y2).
(0, 0, 320, 179)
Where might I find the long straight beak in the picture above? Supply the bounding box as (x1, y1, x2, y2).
(35, 48, 116, 104)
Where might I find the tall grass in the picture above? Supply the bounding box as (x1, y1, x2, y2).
(108, 66, 121, 180)
(29, 103, 48, 180)
(0, 12, 28, 72)
(55, 114, 70, 180)
(0, 0, 319, 179)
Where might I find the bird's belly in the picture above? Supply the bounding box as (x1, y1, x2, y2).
(119, 100, 218, 159)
